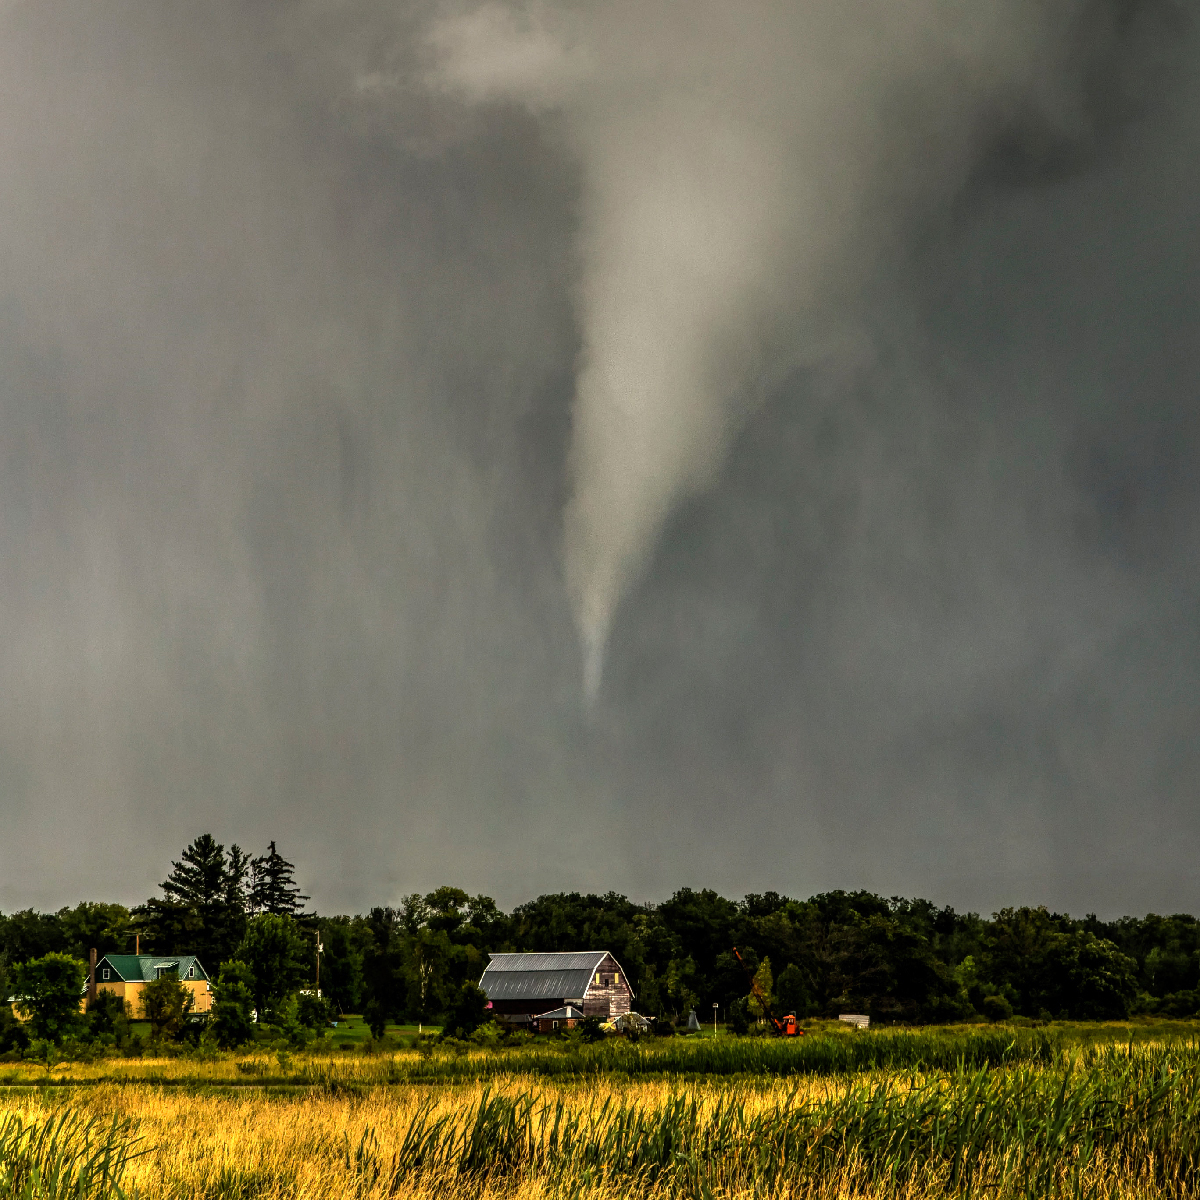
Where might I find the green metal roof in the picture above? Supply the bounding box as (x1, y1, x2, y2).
(96, 954, 209, 982)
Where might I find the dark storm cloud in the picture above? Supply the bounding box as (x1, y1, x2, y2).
(0, 0, 1196, 918)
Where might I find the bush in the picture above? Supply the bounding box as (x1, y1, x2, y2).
(579, 1015, 605, 1043)
(1156, 989, 1200, 1018)
(727, 997, 751, 1036)
(982, 994, 1014, 1023)
(363, 999, 390, 1040)
(442, 982, 490, 1040)
(267, 995, 311, 1049)
(0, 1006, 30, 1056)
(296, 991, 334, 1032)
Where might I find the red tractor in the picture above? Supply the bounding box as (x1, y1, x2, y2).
(732, 946, 805, 1037)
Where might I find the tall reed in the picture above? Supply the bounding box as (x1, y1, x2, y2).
(340, 1042, 1200, 1198)
(0, 1108, 144, 1199)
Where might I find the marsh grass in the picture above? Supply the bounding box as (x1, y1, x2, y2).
(0, 1107, 145, 1199)
(0, 1027, 1094, 1091)
(5, 1036, 1200, 1198)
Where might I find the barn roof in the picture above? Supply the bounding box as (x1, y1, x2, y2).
(479, 951, 626, 1001)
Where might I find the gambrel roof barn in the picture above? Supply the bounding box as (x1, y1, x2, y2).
(479, 951, 633, 1023)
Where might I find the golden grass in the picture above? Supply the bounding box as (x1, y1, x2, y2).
(0, 1073, 1189, 1200)
(5, 1039, 1200, 1198)
(0, 1076, 836, 1199)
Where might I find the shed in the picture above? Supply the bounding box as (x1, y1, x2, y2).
(535, 1005, 584, 1033)
(479, 951, 634, 1023)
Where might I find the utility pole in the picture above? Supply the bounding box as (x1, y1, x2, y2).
(713, 1001, 718, 1035)
(315, 925, 322, 996)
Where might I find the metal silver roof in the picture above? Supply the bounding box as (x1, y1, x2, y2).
(479, 951, 632, 1001)
(485, 953, 609, 972)
(480, 968, 593, 1000)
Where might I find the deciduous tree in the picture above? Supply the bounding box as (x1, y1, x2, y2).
(140, 972, 194, 1042)
(236, 914, 311, 1021)
(12, 953, 86, 1044)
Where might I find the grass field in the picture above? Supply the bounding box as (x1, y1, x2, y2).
(3, 1022, 1200, 1199)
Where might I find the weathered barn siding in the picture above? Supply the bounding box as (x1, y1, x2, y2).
(580, 953, 632, 1019)
(479, 950, 634, 1023)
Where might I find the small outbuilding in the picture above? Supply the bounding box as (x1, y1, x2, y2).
(535, 1006, 584, 1033)
(479, 951, 634, 1026)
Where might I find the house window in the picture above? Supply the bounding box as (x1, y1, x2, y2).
(101, 969, 110, 981)
(187, 967, 194, 978)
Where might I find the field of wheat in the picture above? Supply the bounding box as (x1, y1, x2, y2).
(4, 1031, 1200, 1199)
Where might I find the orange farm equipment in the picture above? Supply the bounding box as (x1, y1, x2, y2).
(732, 946, 805, 1037)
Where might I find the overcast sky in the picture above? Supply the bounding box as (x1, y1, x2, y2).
(0, 0, 1197, 920)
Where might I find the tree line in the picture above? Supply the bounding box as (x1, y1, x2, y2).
(3, 834, 1200, 1048)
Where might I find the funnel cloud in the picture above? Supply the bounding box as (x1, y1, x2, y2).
(0, 0, 1197, 917)
(431, 0, 1177, 693)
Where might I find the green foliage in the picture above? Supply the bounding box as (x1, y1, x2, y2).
(579, 1015, 605, 1042)
(747, 956, 774, 1020)
(140, 971, 193, 1042)
(296, 990, 334, 1031)
(442, 981, 490, 1039)
(249, 841, 308, 917)
(13, 953, 86, 1043)
(267, 995, 311, 1049)
(86, 989, 132, 1044)
(0, 1004, 30, 1056)
(981, 993, 1014, 1022)
(774, 961, 812, 1017)
(3, 854, 1200, 1034)
(318, 919, 365, 1013)
(1054, 930, 1138, 1020)
(133, 834, 250, 966)
(209, 960, 256, 1049)
(236, 914, 311, 1021)
(727, 996, 751, 1035)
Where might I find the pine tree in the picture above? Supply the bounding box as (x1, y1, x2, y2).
(161, 835, 228, 909)
(224, 845, 251, 912)
(133, 835, 249, 967)
(249, 842, 309, 917)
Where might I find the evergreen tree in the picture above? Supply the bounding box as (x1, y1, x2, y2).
(161, 834, 228, 909)
(133, 835, 249, 966)
(224, 845, 251, 911)
(249, 842, 309, 917)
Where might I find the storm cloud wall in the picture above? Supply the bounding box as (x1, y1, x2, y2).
(0, 0, 1196, 916)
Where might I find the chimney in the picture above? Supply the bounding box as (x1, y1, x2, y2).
(88, 947, 97, 1006)
(135, 933, 140, 955)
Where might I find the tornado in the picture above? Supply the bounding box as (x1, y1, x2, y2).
(430, 0, 1154, 699)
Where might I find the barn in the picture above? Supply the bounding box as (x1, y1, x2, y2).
(478, 951, 634, 1027)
